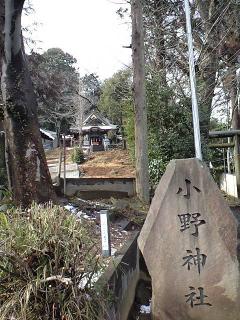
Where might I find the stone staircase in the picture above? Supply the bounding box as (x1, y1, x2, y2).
(47, 158, 80, 180)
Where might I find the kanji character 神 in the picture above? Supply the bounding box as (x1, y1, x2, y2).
(182, 248, 207, 274)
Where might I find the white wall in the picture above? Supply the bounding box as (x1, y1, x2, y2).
(220, 173, 237, 198)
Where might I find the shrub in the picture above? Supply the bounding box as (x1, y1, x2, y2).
(148, 158, 165, 187)
(0, 186, 12, 208)
(71, 147, 85, 164)
(0, 204, 109, 319)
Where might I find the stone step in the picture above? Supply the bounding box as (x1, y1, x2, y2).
(50, 171, 80, 179)
(48, 163, 78, 173)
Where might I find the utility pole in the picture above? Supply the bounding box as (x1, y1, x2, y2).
(57, 147, 62, 186)
(131, 0, 150, 203)
(184, 0, 202, 161)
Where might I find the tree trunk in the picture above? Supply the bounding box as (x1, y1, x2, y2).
(0, 2, 7, 186)
(78, 84, 85, 147)
(187, 2, 219, 154)
(153, 0, 167, 86)
(0, 121, 7, 186)
(0, 0, 55, 206)
(131, 0, 149, 203)
(198, 50, 218, 144)
(0, 1, 4, 76)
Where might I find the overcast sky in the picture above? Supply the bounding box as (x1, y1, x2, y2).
(23, 0, 132, 80)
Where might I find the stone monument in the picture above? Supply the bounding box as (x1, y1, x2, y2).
(138, 158, 240, 320)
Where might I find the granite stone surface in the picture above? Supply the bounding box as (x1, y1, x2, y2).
(138, 158, 240, 320)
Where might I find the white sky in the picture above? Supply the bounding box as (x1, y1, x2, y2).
(23, 0, 132, 80)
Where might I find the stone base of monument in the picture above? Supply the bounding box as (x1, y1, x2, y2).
(127, 255, 152, 320)
(96, 231, 153, 320)
(138, 158, 240, 320)
(96, 231, 140, 320)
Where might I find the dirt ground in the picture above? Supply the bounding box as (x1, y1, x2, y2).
(45, 148, 135, 178)
(80, 149, 135, 178)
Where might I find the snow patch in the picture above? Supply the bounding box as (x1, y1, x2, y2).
(64, 205, 95, 221)
(111, 248, 117, 256)
(78, 270, 103, 289)
(76, 210, 91, 220)
(64, 204, 77, 213)
(140, 303, 151, 314)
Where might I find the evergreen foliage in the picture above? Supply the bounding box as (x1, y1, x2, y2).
(146, 72, 195, 184)
(71, 147, 85, 164)
(99, 68, 195, 186)
(99, 69, 132, 126)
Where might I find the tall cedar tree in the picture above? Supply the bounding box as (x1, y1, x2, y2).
(0, 0, 55, 206)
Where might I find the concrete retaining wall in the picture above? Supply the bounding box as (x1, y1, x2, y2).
(97, 231, 140, 320)
(60, 177, 136, 198)
(220, 173, 237, 198)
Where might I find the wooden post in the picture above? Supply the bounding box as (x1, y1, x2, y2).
(209, 130, 240, 138)
(234, 134, 240, 197)
(209, 142, 235, 148)
(131, 0, 150, 203)
(100, 210, 111, 257)
(63, 134, 66, 196)
(227, 137, 231, 173)
(231, 84, 240, 197)
(57, 147, 63, 186)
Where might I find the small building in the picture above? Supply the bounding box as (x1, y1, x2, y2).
(70, 110, 118, 152)
(40, 129, 58, 150)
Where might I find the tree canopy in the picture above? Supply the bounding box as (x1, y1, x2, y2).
(112, 0, 240, 185)
(99, 69, 132, 125)
(28, 48, 79, 134)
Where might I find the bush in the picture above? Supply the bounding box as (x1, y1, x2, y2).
(148, 158, 166, 187)
(0, 186, 12, 207)
(71, 147, 85, 164)
(0, 204, 109, 319)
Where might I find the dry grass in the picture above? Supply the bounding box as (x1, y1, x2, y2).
(80, 150, 135, 178)
(0, 204, 109, 320)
